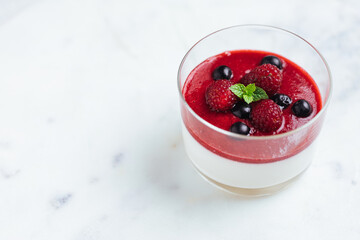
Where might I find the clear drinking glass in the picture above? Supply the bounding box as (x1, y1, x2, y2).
(178, 25, 332, 196)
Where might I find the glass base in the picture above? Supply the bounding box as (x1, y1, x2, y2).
(193, 165, 308, 197)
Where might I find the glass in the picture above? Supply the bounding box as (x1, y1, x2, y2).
(178, 25, 332, 197)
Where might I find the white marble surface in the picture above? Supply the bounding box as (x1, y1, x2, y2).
(0, 0, 359, 239)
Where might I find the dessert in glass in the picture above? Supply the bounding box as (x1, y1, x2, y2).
(177, 25, 332, 196)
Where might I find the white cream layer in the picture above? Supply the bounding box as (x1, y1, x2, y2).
(182, 124, 315, 189)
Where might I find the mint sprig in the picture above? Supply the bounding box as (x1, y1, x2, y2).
(229, 83, 268, 104)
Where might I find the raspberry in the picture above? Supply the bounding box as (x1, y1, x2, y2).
(205, 80, 238, 112)
(250, 99, 283, 132)
(241, 64, 282, 96)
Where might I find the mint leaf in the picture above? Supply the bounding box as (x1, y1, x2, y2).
(229, 83, 268, 104)
(245, 83, 256, 94)
(243, 95, 253, 104)
(253, 86, 268, 102)
(229, 84, 246, 99)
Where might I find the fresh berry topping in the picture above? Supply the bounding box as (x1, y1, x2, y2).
(212, 65, 233, 80)
(250, 99, 283, 132)
(230, 122, 250, 135)
(205, 80, 238, 112)
(271, 93, 292, 109)
(231, 101, 251, 119)
(260, 55, 283, 69)
(292, 99, 312, 117)
(241, 64, 282, 96)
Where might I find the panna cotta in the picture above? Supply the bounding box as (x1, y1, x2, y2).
(178, 25, 332, 196)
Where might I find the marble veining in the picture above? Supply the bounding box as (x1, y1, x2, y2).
(0, 0, 359, 239)
(112, 153, 124, 168)
(51, 194, 73, 209)
(0, 168, 20, 179)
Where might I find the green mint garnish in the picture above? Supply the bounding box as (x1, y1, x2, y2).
(229, 83, 268, 104)
(252, 86, 268, 102)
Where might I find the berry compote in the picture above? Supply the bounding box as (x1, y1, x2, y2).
(183, 50, 322, 136)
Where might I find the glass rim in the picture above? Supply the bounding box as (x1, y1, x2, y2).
(177, 24, 333, 140)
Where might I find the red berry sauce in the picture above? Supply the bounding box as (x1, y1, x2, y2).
(181, 50, 323, 163)
(183, 50, 322, 136)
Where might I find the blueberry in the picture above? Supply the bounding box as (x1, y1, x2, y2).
(212, 65, 233, 80)
(231, 101, 251, 119)
(292, 99, 312, 117)
(230, 122, 250, 135)
(271, 94, 292, 109)
(260, 55, 283, 69)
